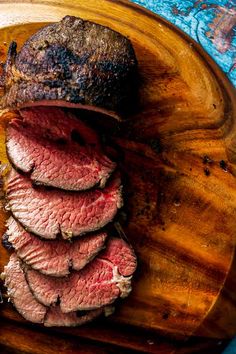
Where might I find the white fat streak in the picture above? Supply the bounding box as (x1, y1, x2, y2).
(112, 265, 132, 298)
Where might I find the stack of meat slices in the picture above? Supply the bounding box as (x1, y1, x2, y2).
(1, 106, 137, 327)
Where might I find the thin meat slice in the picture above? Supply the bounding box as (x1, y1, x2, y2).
(2, 253, 46, 324)
(2, 253, 103, 326)
(7, 107, 115, 190)
(26, 238, 137, 313)
(19, 107, 101, 147)
(4, 217, 108, 276)
(6, 168, 123, 239)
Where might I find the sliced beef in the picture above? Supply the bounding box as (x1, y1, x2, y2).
(2, 253, 103, 326)
(19, 106, 100, 147)
(3, 253, 46, 324)
(0, 16, 137, 117)
(26, 238, 137, 313)
(7, 107, 116, 190)
(6, 168, 123, 239)
(2, 232, 14, 250)
(5, 217, 107, 276)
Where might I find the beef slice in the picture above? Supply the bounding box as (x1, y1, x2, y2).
(6, 168, 123, 239)
(7, 106, 116, 190)
(5, 217, 107, 276)
(26, 238, 137, 312)
(2, 253, 104, 326)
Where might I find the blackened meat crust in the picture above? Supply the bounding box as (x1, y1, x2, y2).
(0, 16, 137, 116)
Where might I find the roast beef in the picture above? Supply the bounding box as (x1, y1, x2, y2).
(2, 253, 103, 326)
(19, 106, 100, 146)
(4, 217, 108, 276)
(3, 253, 45, 324)
(26, 238, 137, 312)
(6, 168, 123, 239)
(7, 107, 116, 190)
(0, 16, 137, 117)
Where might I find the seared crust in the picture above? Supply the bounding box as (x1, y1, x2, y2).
(0, 16, 137, 116)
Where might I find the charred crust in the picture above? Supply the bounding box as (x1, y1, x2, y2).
(76, 310, 89, 317)
(0, 16, 138, 115)
(2, 232, 14, 250)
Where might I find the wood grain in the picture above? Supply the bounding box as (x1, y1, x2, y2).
(0, 0, 235, 353)
(0, 305, 228, 354)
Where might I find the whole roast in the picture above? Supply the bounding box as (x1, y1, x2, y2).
(0, 16, 138, 117)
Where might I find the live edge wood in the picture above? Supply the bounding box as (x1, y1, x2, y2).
(0, 0, 235, 353)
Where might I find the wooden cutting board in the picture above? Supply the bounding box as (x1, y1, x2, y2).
(0, 1, 235, 353)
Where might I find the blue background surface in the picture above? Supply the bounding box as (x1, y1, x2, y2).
(129, 1, 236, 353)
(131, 0, 236, 86)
